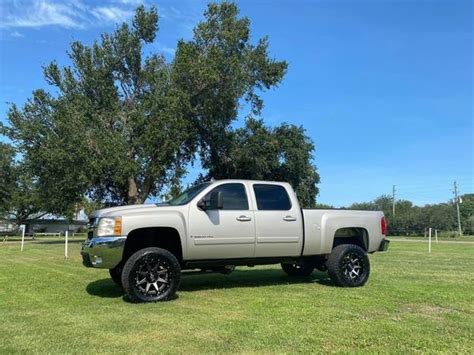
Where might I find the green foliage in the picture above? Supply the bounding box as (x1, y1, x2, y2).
(81, 198, 105, 219)
(314, 203, 335, 209)
(1, 241, 473, 353)
(4, 6, 194, 210)
(2, 2, 320, 214)
(203, 118, 319, 207)
(349, 194, 472, 235)
(172, 2, 288, 178)
(460, 194, 474, 234)
(0, 143, 46, 224)
(0, 143, 16, 217)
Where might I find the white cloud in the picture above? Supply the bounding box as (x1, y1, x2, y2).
(0, 1, 84, 28)
(91, 6, 135, 23)
(0, 0, 207, 41)
(113, 0, 145, 4)
(0, 0, 136, 29)
(157, 45, 176, 56)
(11, 31, 25, 38)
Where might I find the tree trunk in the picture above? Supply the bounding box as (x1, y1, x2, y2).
(127, 177, 140, 205)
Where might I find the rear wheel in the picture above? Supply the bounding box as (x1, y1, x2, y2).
(121, 247, 181, 302)
(327, 244, 370, 287)
(281, 261, 314, 277)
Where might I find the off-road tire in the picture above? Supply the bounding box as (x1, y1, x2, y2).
(327, 244, 370, 287)
(281, 262, 314, 277)
(109, 266, 123, 287)
(121, 247, 181, 302)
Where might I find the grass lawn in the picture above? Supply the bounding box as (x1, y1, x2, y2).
(0, 239, 473, 353)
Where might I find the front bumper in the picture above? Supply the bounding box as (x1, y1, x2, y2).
(81, 236, 126, 269)
(378, 238, 390, 252)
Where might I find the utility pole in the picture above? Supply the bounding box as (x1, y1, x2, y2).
(392, 185, 396, 217)
(453, 181, 462, 236)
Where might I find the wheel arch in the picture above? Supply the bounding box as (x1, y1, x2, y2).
(332, 227, 369, 251)
(122, 227, 184, 264)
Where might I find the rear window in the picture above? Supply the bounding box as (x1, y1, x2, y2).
(253, 184, 292, 211)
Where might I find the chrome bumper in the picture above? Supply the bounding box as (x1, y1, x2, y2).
(81, 236, 126, 269)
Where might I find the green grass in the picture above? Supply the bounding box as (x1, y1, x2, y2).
(0, 239, 473, 353)
(389, 235, 474, 242)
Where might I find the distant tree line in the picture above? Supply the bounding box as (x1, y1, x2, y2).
(0, 2, 319, 224)
(345, 194, 474, 236)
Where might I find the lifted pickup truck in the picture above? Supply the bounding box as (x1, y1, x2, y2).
(82, 180, 389, 302)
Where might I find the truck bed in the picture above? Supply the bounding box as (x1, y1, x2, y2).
(301, 209, 385, 256)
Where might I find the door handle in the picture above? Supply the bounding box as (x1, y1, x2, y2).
(236, 215, 252, 222)
(283, 216, 297, 222)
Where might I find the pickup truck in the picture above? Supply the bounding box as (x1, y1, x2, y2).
(81, 179, 389, 302)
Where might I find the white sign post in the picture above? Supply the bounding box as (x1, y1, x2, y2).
(428, 227, 432, 254)
(20, 225, 26, 252)
(435, 229, 438, 244)
(65, 230, 69, 259)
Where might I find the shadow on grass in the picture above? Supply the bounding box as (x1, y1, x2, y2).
(85, 268, 336, 300)
(86, 278, 124, 298)
(180, 268, 336, 291)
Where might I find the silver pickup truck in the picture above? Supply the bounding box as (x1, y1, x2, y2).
(82, 179, 389, 302)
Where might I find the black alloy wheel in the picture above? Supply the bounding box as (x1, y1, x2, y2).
(121, 247, 181, 302)
(327, 244, 370, 287)
(109, 265, 123, 287)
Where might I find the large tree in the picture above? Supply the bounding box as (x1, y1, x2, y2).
(4, 6, 193, 210)
(172, 2, 288, 178)
(212, 118, 319, 207)
(0, 143, 45, 224)
(0, 143, 16, 217)
(348, 195, 472, 236)
(2, 2, 320, 212)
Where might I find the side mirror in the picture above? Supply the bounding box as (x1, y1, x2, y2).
(198, 191, 223, 211)
(197, 196, 210, 210)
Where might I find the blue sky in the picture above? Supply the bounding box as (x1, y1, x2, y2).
(0, 0, 472, 207)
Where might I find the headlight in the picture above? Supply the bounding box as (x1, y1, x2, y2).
(96, 217, 122, 237)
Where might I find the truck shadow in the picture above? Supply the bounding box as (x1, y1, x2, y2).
(85, 268, 336, 300)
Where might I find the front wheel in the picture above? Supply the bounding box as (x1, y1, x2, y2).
(327, 244, 370, 287)
(281, 262, 314, 277)
(121, 247, 181, 302)
(109, 266, 123, 287)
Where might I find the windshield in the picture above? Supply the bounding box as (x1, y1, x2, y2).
(163, 182, 211, 206)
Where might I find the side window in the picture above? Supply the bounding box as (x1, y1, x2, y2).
(206, 183, 249, 210)
(253, 184, 292, 211)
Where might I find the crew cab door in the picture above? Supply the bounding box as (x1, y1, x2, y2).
(187, 182, 255, 260)
(252, 183, 303, 257)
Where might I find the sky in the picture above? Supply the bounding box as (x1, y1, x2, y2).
(0, 0, 472, 207)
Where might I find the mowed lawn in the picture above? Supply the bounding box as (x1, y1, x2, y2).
(0, 239, 473, 353)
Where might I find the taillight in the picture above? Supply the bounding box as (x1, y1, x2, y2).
(381, 217, 387, 235)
